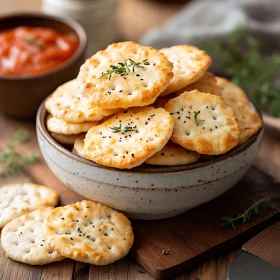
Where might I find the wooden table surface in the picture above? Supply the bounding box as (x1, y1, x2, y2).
(0, 1, 280, 280)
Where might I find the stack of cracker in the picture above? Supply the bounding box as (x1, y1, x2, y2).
(0, 184, 134, 266)
(45, 41, 262, 169)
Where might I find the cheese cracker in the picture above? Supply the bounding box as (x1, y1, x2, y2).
(164, 90, 240, 155)
(43, 200, 134, 265)
(78, 41, 173, 109)
(1, 208, 64, 265)
(84, 107, 174, 169)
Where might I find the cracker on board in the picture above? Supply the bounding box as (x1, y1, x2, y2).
(160, 45, 212, 96)
(43, 200, 134, 265)
(0, 183, 59, 228)
(216, 77, 262, 145)
(145, 141, 200, 166)
(46, 115, 99, 135)
(174, 72, 220, 96)
(45, 79, 119, 123)
(164, 90, 240, 155)
(51, 132, 78, 145)
(84, 107, 174, 169)
(77, 41, 173, 109)
(1, 208, 64, 265)
(72, 134, 87, 159)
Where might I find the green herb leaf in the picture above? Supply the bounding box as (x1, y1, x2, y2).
(220, 197, 274, 230)
(110, 123, 122, 133)
(0, 129, 40, 177)
(99, 59, 150, 80)
(25, 34, 41, 47)
(194, 111, 200, 122)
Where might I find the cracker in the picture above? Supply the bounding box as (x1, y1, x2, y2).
(77, 41, 173, 109)
(45, 79, 119, 123)
(1, 208, 64, 265)
(84, 107, 174, 169)
(216, 77, 262, 145)
(51, 132, 78, 145)
(216, 77, 250, 104)
(43, 200, 134, 265)
(164, 90, 240, 155)
(46, 115, 99, 135)
(145, 141, 200, 166)
(160, 45, 211, 96)
(73, 134, 87, 159)
(175, 72, 220, 96)
(0, 183, 59, 228)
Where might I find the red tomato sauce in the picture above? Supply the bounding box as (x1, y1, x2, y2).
(0, 26, 79, 76)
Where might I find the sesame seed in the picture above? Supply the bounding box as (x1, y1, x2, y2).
(70, 237, 73, 241)
(145, 122, 148, 125)
(136, 74, 140, 76)
(161, 153, 165, 156)
(177, 116, 181, 119)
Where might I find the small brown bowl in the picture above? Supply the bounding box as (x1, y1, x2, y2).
(0, 13, 87, 119)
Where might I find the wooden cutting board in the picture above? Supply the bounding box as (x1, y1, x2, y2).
(0, 116, 280, 280)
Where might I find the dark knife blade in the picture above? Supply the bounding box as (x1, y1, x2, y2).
(227, 251, 280, 280)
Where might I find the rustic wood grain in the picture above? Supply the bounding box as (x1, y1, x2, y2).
(243, 221, 280, 267)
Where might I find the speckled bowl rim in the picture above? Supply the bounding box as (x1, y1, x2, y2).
(0, 12, 87, 80)
(37, 99, 263, 174)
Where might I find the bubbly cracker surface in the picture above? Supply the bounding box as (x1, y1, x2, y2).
(216, 77, 262, 145)
(145, 141, 200, 166)
(1, 208, 64, 265)
(164, 90, 240, 155)
(175, 72, 220, 96)
(73, 134, 87, 159)
(84, 107, 174, 169)
(51, 132, 78, 145)
(160, 45, 211, 96)
(46, 115, 99, 135)
(0, 183, 59, 228)
(216, 77, 249, 104)
(78, 41, 173, 109)
(43, 200, 134, 265)
(45, 79, 118, 123)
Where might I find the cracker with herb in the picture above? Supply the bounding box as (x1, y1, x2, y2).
(45, 79, 119, 123)
(216, 77, 262, 145)
(77, 41, 173, 109)
(43, 200, 134, 265)
(160, 45, 211, 96)
(164, 90, 240, 155)
(46, 115, 99, 135)
(175, 72, 220, 96)
(84, 107, 174, 169)
(145, 141, 200, 166)
(1, 207, 64, 265)
(0, 183, 59, 228)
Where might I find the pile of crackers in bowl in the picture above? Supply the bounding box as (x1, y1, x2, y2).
(45, 42, 262, 169)
(0, 183, 134, 266)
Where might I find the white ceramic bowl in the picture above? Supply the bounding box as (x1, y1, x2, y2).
(37, 102, 263, 220)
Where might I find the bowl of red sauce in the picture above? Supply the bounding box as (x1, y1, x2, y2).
(0, 13, 87, 118)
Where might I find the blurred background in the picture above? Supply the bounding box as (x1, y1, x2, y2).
(0, 0, 279, 124)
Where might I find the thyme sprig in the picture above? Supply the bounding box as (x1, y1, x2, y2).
(100, 59, 150, 80)
(221, 197, 274, 230)
(0, 129, 40, 177)
(110, 123, 137, 133)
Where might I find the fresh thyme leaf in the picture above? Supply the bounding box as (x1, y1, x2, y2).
(194, 111, 200, 122)
(110, 123, 122, 133)
(99, 59, 150, 80)
(220, 197, 274, 230)
(0, 129, 40, 177)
